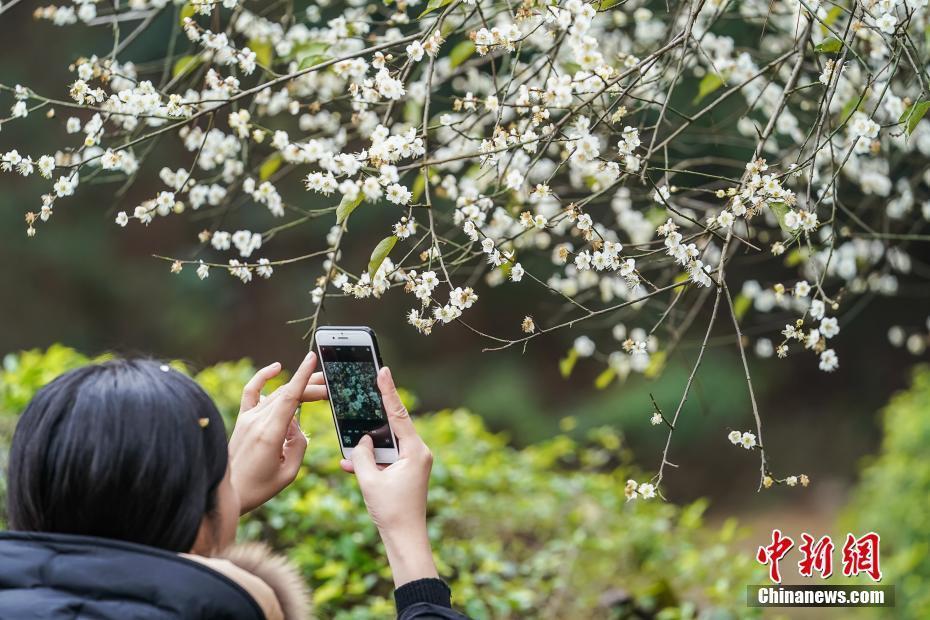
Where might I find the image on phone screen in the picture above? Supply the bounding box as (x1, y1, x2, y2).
(318, 345, 394, 449)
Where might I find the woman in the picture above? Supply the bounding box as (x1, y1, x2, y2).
(0, 353, 468, 619)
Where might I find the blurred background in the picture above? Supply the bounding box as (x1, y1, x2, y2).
(1, 9, 930, 616)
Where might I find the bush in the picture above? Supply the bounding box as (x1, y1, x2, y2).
(0, 346, 761, 618)
(845, 365, 930, 619)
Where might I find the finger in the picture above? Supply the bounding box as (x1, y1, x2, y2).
(301, 384, 328, 402)
(240, 362, 282, 411)
(350, 434, 379, 480)
(377, 367, 419, 450)
(268, 352, 318, 435)
(301, 370, 327, 401)
(285, 351, 318, 399)
(255, 387, 285, 412)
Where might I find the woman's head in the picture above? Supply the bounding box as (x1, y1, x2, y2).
(7, 359, 238, 552)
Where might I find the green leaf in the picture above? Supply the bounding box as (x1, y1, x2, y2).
(292, 41, 329, 58)
(259, 153, 283, 181)
(900, 100, 930, 135)
(404, 99, 423, 126)
(418, 0, 452, 19)
(733, 293, 752, 321)
(822, 5, 843, 29)
(299, 55, 331, 70)
(645, 206, 669, 226)
(769, 201, 792, 234)
(596, 0, 623, 8)
(336, 193, 364, 225)
(172, 54, 202, 79)
(248, 39, 273, 68)
(643, 350, 667, 380)
(814, 37, 843, 53)
(368, 235, 398, 278)
(594, 367, 616, 390)
(839, 97, 861, 124)
(693, 73, 724, 104)
(449, 41, 475, 68)
(784, 247, 808, 267)
(295, 42, 331, 70)
(411, 167, 430, 203)
(559, 349, 578, 379)
(440, 20, 457, 38)
(179, 3, 196, 25)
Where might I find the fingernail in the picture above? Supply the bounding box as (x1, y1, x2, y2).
(306, 351, 315, 361)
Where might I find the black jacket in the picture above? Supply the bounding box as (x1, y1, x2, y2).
(0, 531, 469, 619)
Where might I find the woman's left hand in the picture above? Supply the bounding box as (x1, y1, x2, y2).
(229, 352, 327, 514)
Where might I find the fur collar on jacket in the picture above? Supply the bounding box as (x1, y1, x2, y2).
(185, 543, 312, 620)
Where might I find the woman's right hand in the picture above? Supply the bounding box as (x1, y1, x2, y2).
(340, 367, 438, 587)
(230, 352, 325, 515)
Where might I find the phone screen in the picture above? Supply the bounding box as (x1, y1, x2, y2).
(319, 345, 394, 449)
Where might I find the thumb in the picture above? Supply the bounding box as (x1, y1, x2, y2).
(350, 434, 378, 480)
(377, 367, 417, 444)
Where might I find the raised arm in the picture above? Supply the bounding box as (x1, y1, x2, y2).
(341, 367, 470, 619)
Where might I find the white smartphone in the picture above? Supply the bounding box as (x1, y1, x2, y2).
(315, 326, 399, 464)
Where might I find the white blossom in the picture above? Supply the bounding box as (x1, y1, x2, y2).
(819, 349, 839, 372)
(573, 336, 596, 357)
(8, 0, 928, 494)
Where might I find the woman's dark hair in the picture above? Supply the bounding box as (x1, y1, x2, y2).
(7, 359, 228, 552)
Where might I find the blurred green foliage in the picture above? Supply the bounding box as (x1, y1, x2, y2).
(844, 365, 930, 619)
(0, 345, 766, 618)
